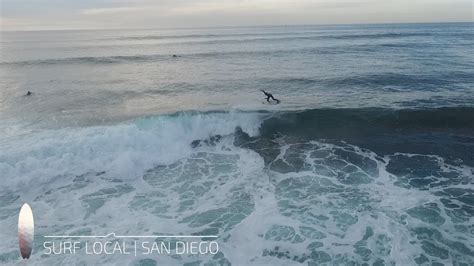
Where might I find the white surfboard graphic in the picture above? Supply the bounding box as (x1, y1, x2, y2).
(18, 203, 34, 259)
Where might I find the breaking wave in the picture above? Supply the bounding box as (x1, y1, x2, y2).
(0, 108, 473, 265)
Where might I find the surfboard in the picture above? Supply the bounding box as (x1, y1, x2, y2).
(262, 101, 280, 105)
(18, 203, 34, 259)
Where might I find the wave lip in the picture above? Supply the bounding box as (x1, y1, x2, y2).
(0, 111, 265, 187)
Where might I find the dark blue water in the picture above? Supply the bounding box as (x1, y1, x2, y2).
(0, 23, 473, 265)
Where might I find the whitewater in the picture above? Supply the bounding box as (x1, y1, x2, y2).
(0, 23, 473, 265)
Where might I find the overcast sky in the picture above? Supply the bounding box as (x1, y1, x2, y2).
(1, 0, 472, 30)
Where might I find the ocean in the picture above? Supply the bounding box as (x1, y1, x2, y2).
(0, 23, 473, 265)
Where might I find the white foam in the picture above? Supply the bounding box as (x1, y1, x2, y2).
(0, 111, 265, 188)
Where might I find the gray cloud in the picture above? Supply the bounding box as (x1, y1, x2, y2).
(1, 0, 472, 30)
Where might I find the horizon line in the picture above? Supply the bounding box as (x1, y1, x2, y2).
(1, 21, 472, 32)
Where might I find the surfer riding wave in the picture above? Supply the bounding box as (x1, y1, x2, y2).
(260, 90, 280, 104)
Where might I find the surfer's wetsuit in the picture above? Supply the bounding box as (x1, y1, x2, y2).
(261, 90, 280, 103)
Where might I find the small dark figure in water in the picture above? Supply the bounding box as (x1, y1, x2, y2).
(25, 91, 33, 96)
(260, 90, 280, 103)
(172, 54, 177, 58)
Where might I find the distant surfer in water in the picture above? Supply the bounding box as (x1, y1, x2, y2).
(25, 91, 33, 96)
(260, 90, 280, 104)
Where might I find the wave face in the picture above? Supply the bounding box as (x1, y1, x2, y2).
(1, 23, 473, 264)
(1, 109, 473, 265)
(245, 107, 474, 167)
(260, 107, 474, 135)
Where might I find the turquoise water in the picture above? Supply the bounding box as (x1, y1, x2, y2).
(0, 23, 473, 265)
